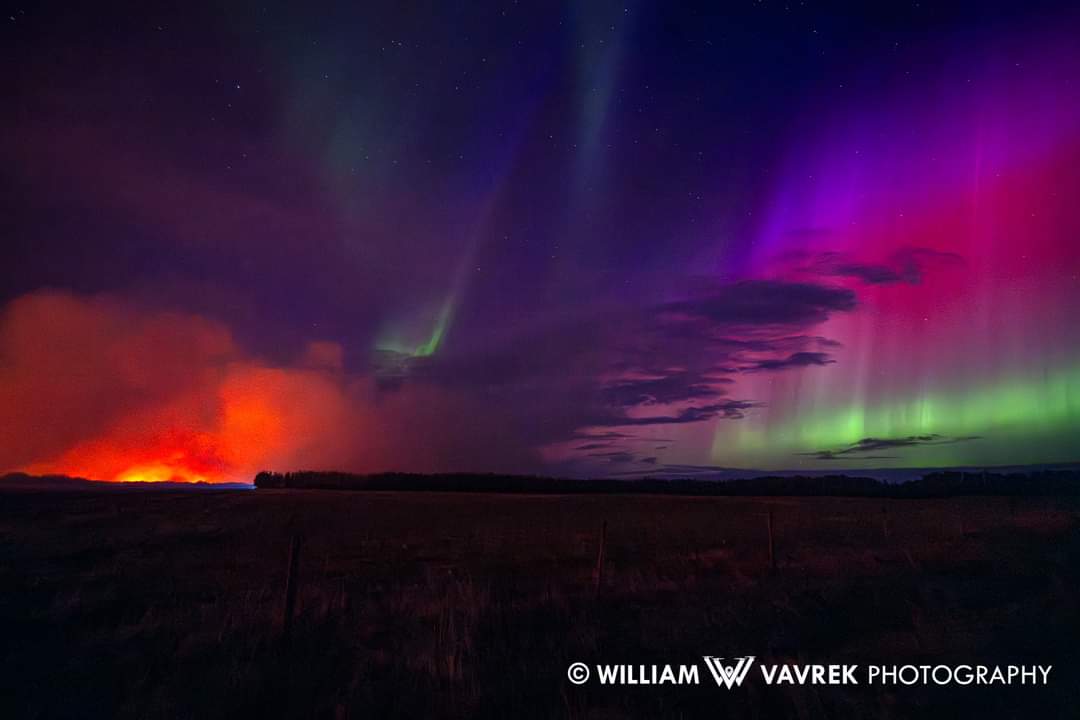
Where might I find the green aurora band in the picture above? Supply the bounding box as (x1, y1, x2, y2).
(716, 361, 1080, 469)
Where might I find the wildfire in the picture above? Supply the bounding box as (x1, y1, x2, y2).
(2, 292, 366, 484)
(17, 363, 355, 483)
(25, 424, 231, 483)
(115, 462, 212, 484)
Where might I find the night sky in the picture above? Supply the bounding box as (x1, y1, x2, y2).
(3, 1, 1079, 482)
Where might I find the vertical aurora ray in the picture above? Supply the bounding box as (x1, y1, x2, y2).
(371, 179, 500, 360)
(572, 1, 632, 193)
(372, 104, 541, 361)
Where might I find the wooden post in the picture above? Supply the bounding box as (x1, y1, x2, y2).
(282, 533, 302, 646)
(594, 520, 607, 598)
(767, 508, 776, 572)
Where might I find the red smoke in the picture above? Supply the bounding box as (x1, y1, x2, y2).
(0, 291, 365, 483)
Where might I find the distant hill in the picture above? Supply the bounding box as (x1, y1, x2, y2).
(255, 468, 1080, 497)
(0, 472, 252, 492)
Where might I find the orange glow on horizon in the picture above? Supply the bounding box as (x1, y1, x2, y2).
(115, 462, 212, 484)
(26, 424, 236, 484)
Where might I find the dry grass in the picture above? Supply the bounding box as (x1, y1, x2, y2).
(0, 490, 1077, 718)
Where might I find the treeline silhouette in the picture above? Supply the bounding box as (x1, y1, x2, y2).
(254, 468, 1080, 497)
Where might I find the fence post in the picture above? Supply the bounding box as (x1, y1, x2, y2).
(282, 533, 302, 646)
(767, 508, 776, 572)
(594, 520, 607, 598)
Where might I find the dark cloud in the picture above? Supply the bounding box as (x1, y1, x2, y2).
(661, 280, 857, 326)
(812, 453, 899, 460)
(808, 247, 964, 286)
(587, 451, 639, 464)
(814, 336, 844, 349)
(890, 248, 965, 284)
(586, 451, 662, 467)
(571, 431, 635, 440)
(831, 262, 909, 285)
(598, 373, 725, 407)
(804, 434, 982, 460)
(741, 351, 835, 372)
(600, 400, 760, 427)
(572, 431, 674, 444)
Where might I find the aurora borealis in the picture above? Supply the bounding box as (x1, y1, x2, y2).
(2, 1, 1079, 482)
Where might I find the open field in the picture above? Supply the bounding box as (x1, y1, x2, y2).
(1, 489, 1078, 719)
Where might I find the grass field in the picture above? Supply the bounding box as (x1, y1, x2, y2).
(1, 489, 1077, 718)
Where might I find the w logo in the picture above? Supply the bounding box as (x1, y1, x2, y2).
(702, 656, 756, 689)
